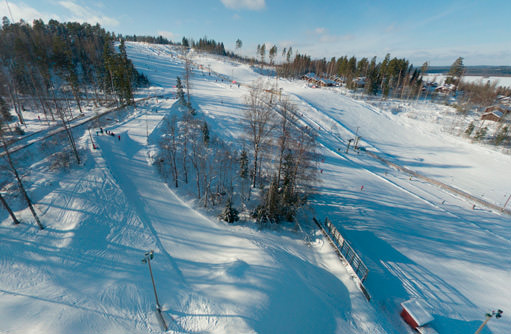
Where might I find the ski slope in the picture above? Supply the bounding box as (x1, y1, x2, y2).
(1, 42, 510, 333)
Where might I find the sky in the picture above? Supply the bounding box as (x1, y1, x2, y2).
(1, 0, 511, 66)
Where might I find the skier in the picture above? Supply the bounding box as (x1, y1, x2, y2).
(118, 135, 121, 141)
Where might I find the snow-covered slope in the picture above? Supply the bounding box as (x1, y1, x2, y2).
(1, 42, 509, 333)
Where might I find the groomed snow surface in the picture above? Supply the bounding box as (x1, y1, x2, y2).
(1, 42, 510, 333)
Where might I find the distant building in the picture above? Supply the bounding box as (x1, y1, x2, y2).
(400, 299, 438, 334)
(481, 105, 510, 122)
(434, 84, 456, 94)
(302, 73, 336, 87)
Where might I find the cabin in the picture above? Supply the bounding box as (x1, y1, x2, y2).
(400, 299, 438, 334)
(481, 105, 509, 122)
(302, 73, 335, 87)
(496, 95, 511, 106)
(434, 84, 456, 94)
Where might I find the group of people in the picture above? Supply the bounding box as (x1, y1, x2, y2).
(97, 127, 120, 141)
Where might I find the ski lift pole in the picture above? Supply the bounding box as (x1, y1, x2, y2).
(502, 194, 511, 212)
(354, 136, 361, 150)
(346, 139, 353, 154)
(474, 310, 503, 334)
(142, 250, 162, 310)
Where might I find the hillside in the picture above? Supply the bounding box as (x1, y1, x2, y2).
(1, 42, 510, 334)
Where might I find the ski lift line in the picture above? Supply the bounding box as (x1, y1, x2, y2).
(4, 0, 15, 23)
(278, 90, 511, 244)
(284, 88, 511, 221)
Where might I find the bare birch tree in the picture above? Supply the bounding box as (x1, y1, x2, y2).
(244, 81, 275, 188)
(1, 133, 44, 229)
(0, 192, 20, 225)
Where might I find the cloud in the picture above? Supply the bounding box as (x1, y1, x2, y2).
(0, 1, 60, 23)
(58, 1, 119, 26)
(314, 27, 326, 34)
(157, 31, 177, 41)
(220, 0, 265, 11)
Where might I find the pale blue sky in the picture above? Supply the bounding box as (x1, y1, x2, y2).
(2, 0, 510, 66)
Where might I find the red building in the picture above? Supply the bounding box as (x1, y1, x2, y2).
(400, 299, 438, 334)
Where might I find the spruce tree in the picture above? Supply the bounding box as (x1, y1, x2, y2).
(202, 121, 209, 145)
(176, 76, 185, 102)
(239, 149, 249, 179)
(220, 198, 239, 223)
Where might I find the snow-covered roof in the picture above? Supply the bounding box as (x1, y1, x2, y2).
(401, 299, 434, 327)
(491, 110, 504, 118)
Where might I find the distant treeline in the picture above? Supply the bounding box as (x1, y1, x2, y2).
(428, 66, 511, 76)
(280, 53, 426, 98)
(0, 18, 148, 128)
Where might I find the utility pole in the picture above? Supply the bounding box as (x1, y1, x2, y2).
(474, 310, 503, 334)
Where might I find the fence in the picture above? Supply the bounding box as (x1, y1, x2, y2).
(324, 218, 369, 282)
(313, 217, 371, 301)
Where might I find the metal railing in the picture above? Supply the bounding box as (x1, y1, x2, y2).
(322, 218, 369, 283)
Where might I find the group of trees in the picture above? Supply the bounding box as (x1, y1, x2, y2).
(0, 18, 148, 229)
(157, 105, 238, 209)
(158, 78, 318, 223)
(122, 34, 172, 45)
(279, 52, 424, 98)
(244, 81, 318, 222)
(0, 18, 147, 129)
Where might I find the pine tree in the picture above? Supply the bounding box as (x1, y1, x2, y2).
(235, 38, 242, 51)
(446, 57, 464, 89)
(269, 45, 278, 65)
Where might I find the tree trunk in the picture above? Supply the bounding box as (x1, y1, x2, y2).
(60, 113, 81, 164)
(1, 137, 44, 229)
(0, 192, 21, 225)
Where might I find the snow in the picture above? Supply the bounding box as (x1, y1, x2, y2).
(1, 41, 510, 334)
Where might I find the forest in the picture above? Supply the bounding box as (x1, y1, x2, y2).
(0, 18, 147, 229)
(0, 18, 147, 136)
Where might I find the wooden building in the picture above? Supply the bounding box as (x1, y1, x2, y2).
(400, 299, 438, 334)
(481, 105, 509, 122)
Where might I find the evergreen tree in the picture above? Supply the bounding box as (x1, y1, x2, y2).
(494, 126, 509, 145)
(176, 76, 185, 102)
(220, 198, 239, 223)
(235, 38, 242, 51)
(239, 149, 249, 179)
(446, 57, 464, 89)
(202, 121, 209, 145)
(465, 122, 475, 136)
(269, 45, 278, 65)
